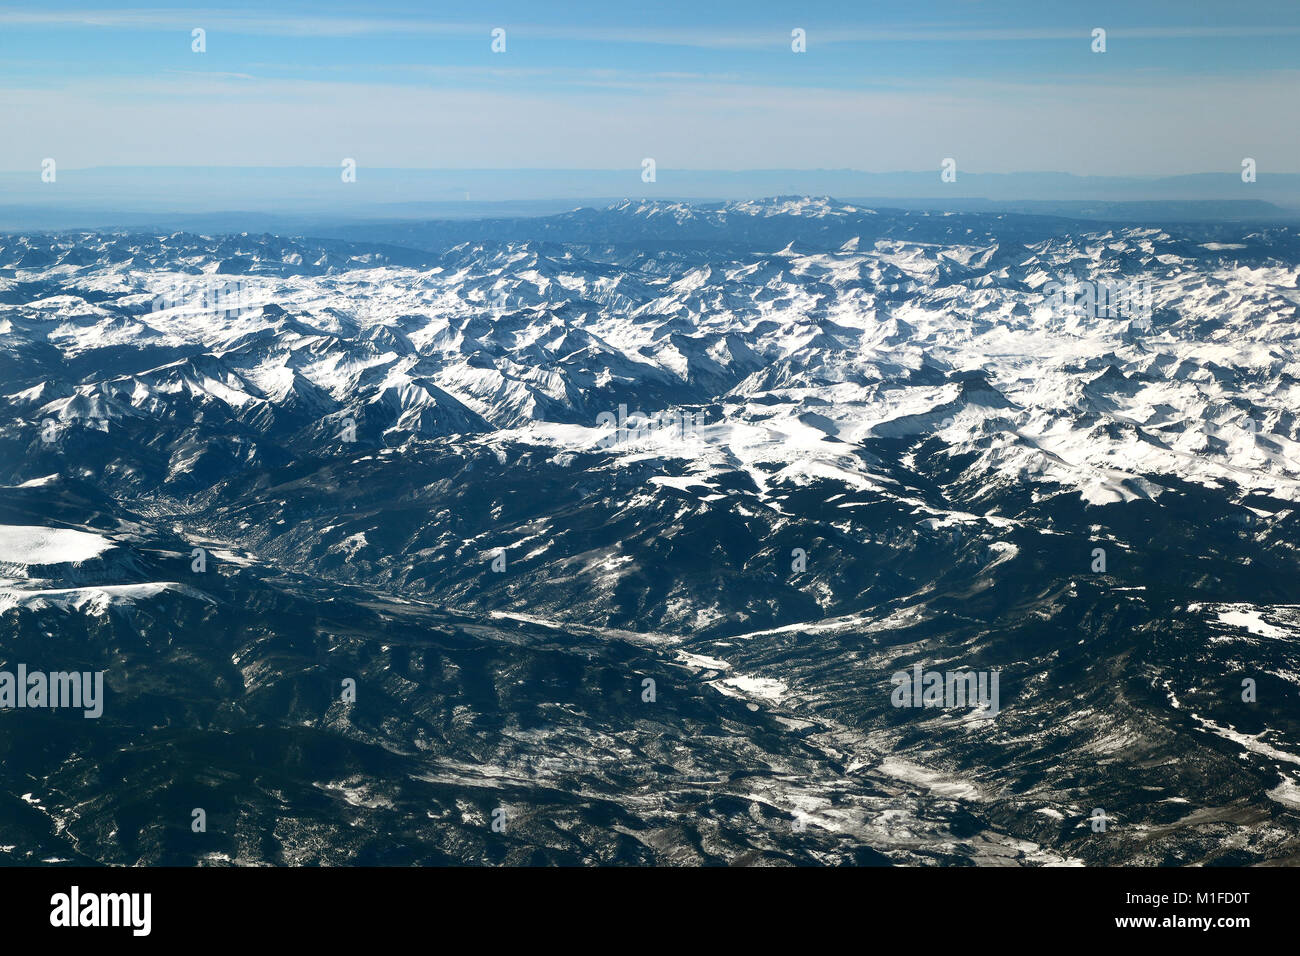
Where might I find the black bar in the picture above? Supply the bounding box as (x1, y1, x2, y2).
(0, 865, 1283, 942)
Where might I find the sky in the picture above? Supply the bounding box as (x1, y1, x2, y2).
(1, 1, 1298, 180)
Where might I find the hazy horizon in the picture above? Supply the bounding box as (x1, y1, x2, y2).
(4, 1, 1300, 179)
(4, 165, 1300, 233)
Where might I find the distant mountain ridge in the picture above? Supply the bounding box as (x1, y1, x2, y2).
(4, 166, 1299, 232)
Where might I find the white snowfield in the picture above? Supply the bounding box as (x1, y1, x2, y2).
(0, 582, 183, 615)
(0, 525, 115, 564)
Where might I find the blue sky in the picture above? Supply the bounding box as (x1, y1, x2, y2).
(2, 1, 1299, 175)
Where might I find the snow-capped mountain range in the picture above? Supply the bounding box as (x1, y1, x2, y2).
(3, 197, 1300, 865)
(8, 198, 1300, 505)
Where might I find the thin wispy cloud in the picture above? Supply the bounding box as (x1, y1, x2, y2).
(8, 10, 1300, 45)
(2, 2, 1299, 174)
